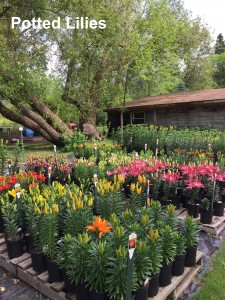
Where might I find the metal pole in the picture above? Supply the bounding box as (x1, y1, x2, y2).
(19, 127, 25, 162)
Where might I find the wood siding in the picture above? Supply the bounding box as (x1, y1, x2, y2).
(108, 105, 225, 130)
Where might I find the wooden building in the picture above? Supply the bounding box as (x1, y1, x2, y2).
(106, 88, 225, 130)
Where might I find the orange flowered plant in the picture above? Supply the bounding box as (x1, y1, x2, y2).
(86, 216, 112, 238)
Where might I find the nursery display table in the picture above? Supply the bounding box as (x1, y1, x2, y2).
(178, 208, 225, 235)
(0, 232, 203, 300)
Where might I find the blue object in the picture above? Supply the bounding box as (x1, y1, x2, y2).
(24, 128, 34, 137)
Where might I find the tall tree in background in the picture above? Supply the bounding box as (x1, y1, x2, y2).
(0, 0, 215, 144)
(212, 33, 225, 88)
(215, 33, 225, 54)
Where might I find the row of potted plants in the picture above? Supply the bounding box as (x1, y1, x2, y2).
(0, 179, 199, 300)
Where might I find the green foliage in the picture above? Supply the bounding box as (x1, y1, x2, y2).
(201, 198, 210, 210)
(174, 232, 186, 256)
(160, 225, 177, 265)
(133, 240, 151, 289)
(0, 139, 7, 175)
(67, 232, 90, 285)
(147, 229, 163, 275)
(22, 194, 44, 251)
(61, 131, 87, 152)
(1, 194, 21, 241)
(57, 234, 73, 270)
(41, 212, 59, 260)
(96, 189, 124, 221)
(215, 33, 225, 55)
(105, 245, 128, 300)
(182, 215, 199, 248)
(11, 141, 22, 173)
(63, 205, 92, 237)
(86, 240, 109, 293)
(212, 52, 225, 87)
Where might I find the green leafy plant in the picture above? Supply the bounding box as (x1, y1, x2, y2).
(0, 194, 21, 241)
(174, 232, 186, 256)
(67, 232, 90, 285)
(105, 245, 128, 300)
(148, 228, 163, 275)
(133, 240, 151, 290)
(201, 197, 210, 210)
(86, 240, 110, 293)
(0, 139, 7, 175)
(182, 215, 199, 249)
(57, 234, 73, 271)
(160, 225, 177, 265)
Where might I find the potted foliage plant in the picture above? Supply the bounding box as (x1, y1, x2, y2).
(185, 179, 204, 218)
(159, 225, 176, 287)
(213, 185, 224, 217)
(133, 240, 151, 300)
(86, 240, 110, 300)
(1, 194, 24, 259)
(66, 232, 91, 300)
(182, 215, 199, 267)
(41, 201, 63, 283)
(147, 228, 163, 297)
(172, 232, 186, 276)
(22, 194, 47, 273)
(57, 234, 76, 292)
(200, 197, 213, 224)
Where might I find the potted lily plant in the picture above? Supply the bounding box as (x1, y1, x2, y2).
(0, 194, 24, 259)
(159, 225, 177, 287)
(185, 178, 204, 218)
(200, 197, 213, 224)
(147, 228, 163, 297)
(66, 232, 91, 300)
(172, 232, 186, 276)
(182, 215, 199, 267)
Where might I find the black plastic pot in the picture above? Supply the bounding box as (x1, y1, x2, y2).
(90, 290, 109, 300)
(187, 203, 200, 218)
(160, 199, 172, 206)
(172, 196, 181, 209)
(134, 284, 149, 300)
(159, 262, 172, 287)
(200, 209, 213, 224)
(148, 272, 160, 297)
(0, 212, 4, 233)
(24, 233, 34, 253)
(213, 201, 224, 217)
(172, 253, 186, 276)
(76, 283, 90, 300)
(185, 246, 197, 267)
(47, 259, 63, 283)
(6, 237, 24, 259)
(31, 250, 47, 273)
(63, 269, 76, 292)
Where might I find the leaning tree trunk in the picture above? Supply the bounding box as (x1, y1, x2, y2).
(0, 101, 69, 146)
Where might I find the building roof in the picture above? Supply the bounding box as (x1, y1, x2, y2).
(106, 88, 225, 111)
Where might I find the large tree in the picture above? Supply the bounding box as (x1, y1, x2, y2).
(0, 0, 214, 144)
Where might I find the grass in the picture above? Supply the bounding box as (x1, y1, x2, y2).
(6, 141, 72, 162)
(191, 238, 225, 300)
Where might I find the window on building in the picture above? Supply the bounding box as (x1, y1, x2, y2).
(131, 112, 145, 124)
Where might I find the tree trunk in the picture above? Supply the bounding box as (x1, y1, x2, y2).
(0, 101, 64, 146)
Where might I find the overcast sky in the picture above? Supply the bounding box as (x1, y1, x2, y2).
(183, 0, 225, 41)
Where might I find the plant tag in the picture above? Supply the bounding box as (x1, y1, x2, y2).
(93, 174, 98, 186)
(144, 278, 149, 286)
(15, 183, 21, 198)
(48, 166, 52, 178)
(128, 232, 137, 259)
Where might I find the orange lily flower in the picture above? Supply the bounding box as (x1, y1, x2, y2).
(86, 216, 112, 238)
